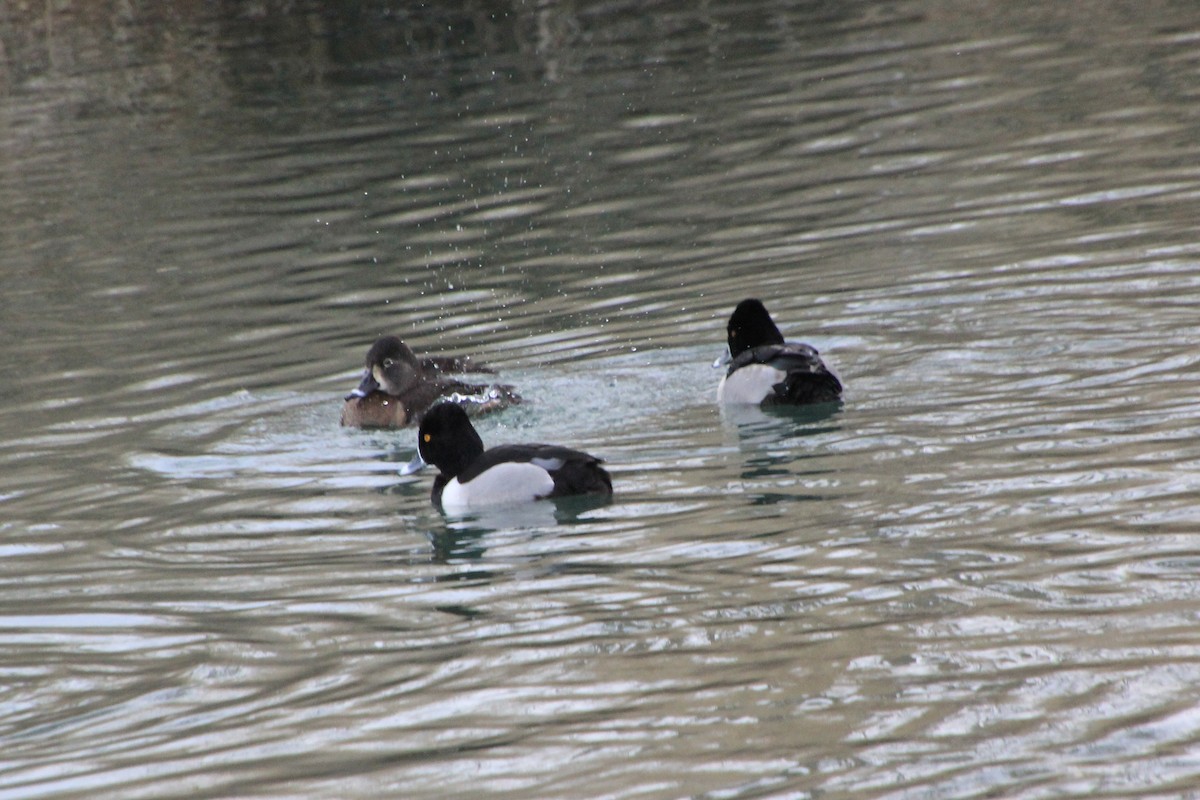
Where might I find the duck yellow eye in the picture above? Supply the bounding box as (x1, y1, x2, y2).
(423, 433, 431, 442)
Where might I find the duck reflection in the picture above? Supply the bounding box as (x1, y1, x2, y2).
(721, 398, 843, 442)
(425, 494, 612, 563)
(720, 401, 844, 504)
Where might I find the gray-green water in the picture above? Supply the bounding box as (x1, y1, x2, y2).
(4, 2, 1200, 797)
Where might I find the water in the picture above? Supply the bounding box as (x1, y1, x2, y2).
(4, 1, 1200, 797)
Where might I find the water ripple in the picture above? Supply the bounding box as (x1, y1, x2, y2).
(4, 2, 1200, 798)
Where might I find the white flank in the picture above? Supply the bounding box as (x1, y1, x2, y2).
(440, 462, 556, 510)
(717, 364, 786, 404)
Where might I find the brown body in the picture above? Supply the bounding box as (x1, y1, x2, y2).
(340, 381, 516, 428)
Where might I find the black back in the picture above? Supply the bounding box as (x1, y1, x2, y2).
(459, 443, 612, 497)
(731, 343, 842, 405)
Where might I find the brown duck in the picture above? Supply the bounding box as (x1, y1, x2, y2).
(340, 335, 520, 428)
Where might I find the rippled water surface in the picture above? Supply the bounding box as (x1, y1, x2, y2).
(4, 1, 1200, 797)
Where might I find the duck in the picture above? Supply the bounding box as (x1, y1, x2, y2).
(340, 335, 520, 428)
(400, 402, 613, 510)
(715, 298, 842, 406)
